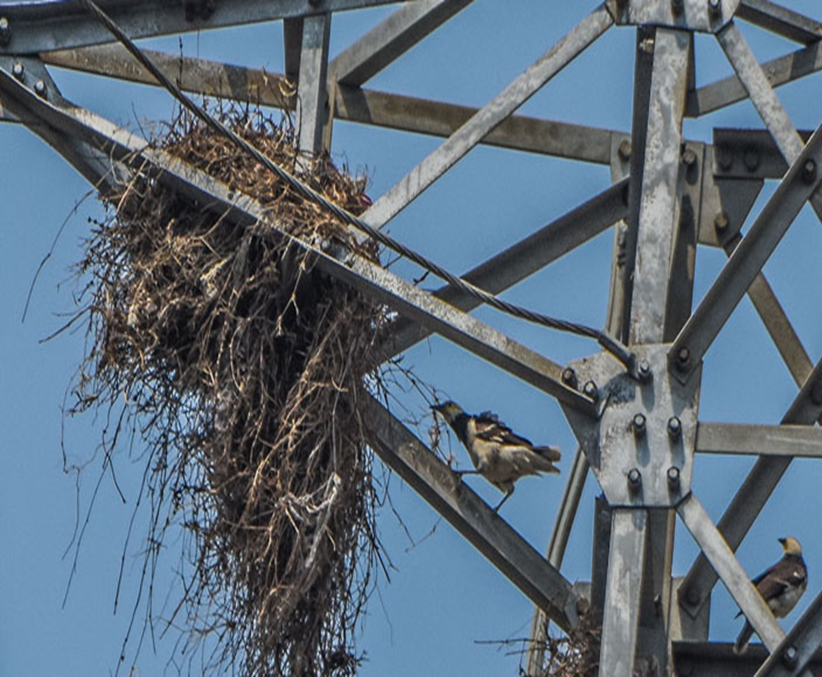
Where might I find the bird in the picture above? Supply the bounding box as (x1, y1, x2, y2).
(431, 400, 560, 512)
(734, 536, 808, 654)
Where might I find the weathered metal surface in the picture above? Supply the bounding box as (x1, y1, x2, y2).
(696, 423, 822, 458)
(296, 13, 331, 154)
(670, 121, 822, 383)
(360, 3, 614, 229)
(680, 358, 822, 617)
(677, 493, 785, 652)
(754, 590, 822, 677)
(673, 642, 822, 677)
(329, 0, 473, 86)
(363, 395, 581, 632)
(712, 129, 814, 180)
(606, 0, 740, 32)
(564, 345, 700, 508)
(0, 0, 404, 55)
(737, 0, 822, 45)
(686, 42, 822, 118)
(598, 509, 647, 677)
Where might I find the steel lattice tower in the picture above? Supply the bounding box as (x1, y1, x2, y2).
(2, 1, 822, 675)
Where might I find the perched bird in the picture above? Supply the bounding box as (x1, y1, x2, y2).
(431, 401, 560, 512)
(734, 536, 808, 654)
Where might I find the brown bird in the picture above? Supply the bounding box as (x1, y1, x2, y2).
(431, 401, 560, 512)
(734, 536, 808, 654)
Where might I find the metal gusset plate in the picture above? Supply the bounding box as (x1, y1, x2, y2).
(606, 0, 740, 32)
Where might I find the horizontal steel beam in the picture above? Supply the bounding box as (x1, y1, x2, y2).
(0, 60, 596, 415)
(678, 494, 785, 653)
(754, 589, 822, 676)
(363, 395, 580, 631)
(0, 0, 405, 55)
(696, 422, 822, 458)
(686, 41, 822, 118)
(737, 0, 822, 45)
(713, 129, 814, 180)
(38, 45, 617, 164)
(329, 0, 472, 86)
(384, 178, 628, 359)
(361, 3, 614, 228)
(673, 642, 822, 677)
(669, 121, 822, 381)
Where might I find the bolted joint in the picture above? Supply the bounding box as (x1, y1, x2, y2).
(562, 367, 578, 389)
(627, 467, 642, 493)
(12, 61, 24, 81)
(708, 0, 722, 17)
(671, 0, 684, 15)
(667, 466, 681, 490)
(34, 80, 46, 98)
(667, 416, 682, 439)
(714, 212, 729, 233)
(802, 159, 817, 185)
(618, 138, 632, 161)
(676, 346, 691, 372)
(632, 413, 646, 437)
(782, 645, 799, 670)
(0, 16, 10, 46)
(744, 148, 760, 172)
(682, 147, 697, 168)
(583, 380, 599, 402)
(637, 359, 652, 382)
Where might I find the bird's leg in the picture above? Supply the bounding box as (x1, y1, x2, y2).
(492, 487, 514, 513)
(452, 469, 480, 478)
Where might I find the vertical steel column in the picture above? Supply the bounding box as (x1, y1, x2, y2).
(599, 26, 691, 677)
(296, 13, 332, 155)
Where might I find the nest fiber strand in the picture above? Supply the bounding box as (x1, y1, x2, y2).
(74, 107, 385, 675)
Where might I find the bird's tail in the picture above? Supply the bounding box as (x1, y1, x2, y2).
(534, 445, 561, 463)
(734, 620, 754, 655)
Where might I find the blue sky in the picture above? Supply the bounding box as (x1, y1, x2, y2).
(1, 1, 822, 675)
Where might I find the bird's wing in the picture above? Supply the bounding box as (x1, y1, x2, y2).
(474, 412, 534, 447)
(755, 559, 806, 601)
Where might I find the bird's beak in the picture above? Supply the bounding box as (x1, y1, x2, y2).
(431, 403, 443, 413)
(779, 537, 787, 546)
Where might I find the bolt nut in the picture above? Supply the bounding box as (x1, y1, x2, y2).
(782, 645, 799, 669)
(668, 416, 682, 438)
(714, 212, 729, 232)
(667, 466, 681, 490)
(671, 0, 684, 15)
(627, 467, 642, 492)
(632, 413, 646, 437)
(638, 359, 652, 381)
(676, 346, 691, 371)
(583, 380, 599, 402)
(708, 0, 722, 17)
(562, 367, 578, 389)
(717, 146, 733, 170)
(744, 148, 760, 172)
(802, 159, 817, 185)
(682, 147, 697, 167)
(12, 62, 24, 81)
(0, 17, 10, 46)
(34, 79, 46, 97)
(618, 138, 632, 161)
(685, 586, 701, 606)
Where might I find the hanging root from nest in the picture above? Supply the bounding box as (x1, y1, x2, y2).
(69, 105, 392, 675)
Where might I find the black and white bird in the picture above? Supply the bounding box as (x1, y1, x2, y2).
(734, 536, 808, 654)
(431, 401, 561, 512)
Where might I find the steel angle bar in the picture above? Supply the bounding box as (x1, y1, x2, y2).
(40, 45, 618, 163)
(669, 121, 822, 382)
(0, 0, 404, 55)
(674, 642, 822, 676)
(359, 3, 614, 229)
(599, 509, 646, 677)
(717, 22, 805, 163)
(713, 129, 814, 181)
(696, 423, 822, 458)
(680, 357, 822, 616)
(755, 591, 822, 677)
(678, 493, 785, 652)
(362, 395, 581, 631)
(296, 13, 331, 155)
(737, 0, 822, 45)
(383, 178, 628, 359)
(0, 68, 596, 415)
(525, 448, 590, 675)
(329, 0, 472, 86)
(687, 41, 822, 118)
(284, 18, 304, 86)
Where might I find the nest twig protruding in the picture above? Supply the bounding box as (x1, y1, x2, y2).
(71, 106, 388, 675)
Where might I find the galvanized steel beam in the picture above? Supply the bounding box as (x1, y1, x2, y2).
(360, 3, 614, 229)
(0, 0, 405, 55)
(362, 395, 581, 632)
(754, 591, 822, 677)
(329, 0, 472, 86)
(737, 0, 822, 45)
(712, 129, 814, 181)
(296, 13, 332, 154)
(673, 642, 822, 676)
(677, 494, 785, 653)
(696, 423, 822, 458)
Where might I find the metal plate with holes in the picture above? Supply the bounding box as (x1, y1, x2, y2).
(607, 0, 740, 33)
(562, 344, 700, 507)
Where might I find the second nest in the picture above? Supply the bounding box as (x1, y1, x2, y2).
(76, 108, 388, 675)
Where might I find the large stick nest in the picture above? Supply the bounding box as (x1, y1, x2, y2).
(72, 107, 390, 675)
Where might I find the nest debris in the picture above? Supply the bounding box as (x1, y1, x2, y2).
(70, 107, 391, 675)
(530, 618, 600, 677)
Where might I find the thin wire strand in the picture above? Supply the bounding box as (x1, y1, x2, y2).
(77, 0, 636, 373)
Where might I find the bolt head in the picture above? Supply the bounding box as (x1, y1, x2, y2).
(667, 465, 681, 489)
(583, 381, 599, 402)
(12, 62, 24, 80)
(632, 413, 646, 436)
(627, 467, 642, 491)
(682, 148, 697, 167)
(676, 347, 691, 371)
(802, 159, 817, 185)
(34, 80, 46, 97)
(562, 367, 578, 388)
(744, 148, 760, 171)
(783, 645, 799, 669)
(714, 212, 729, 232)
(638, 359, 652, 380)
(667, 416, 682, 438)
(0, 16, 9, 46)
(618, 138, 632, 161)
(708, 0, 722, 16)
